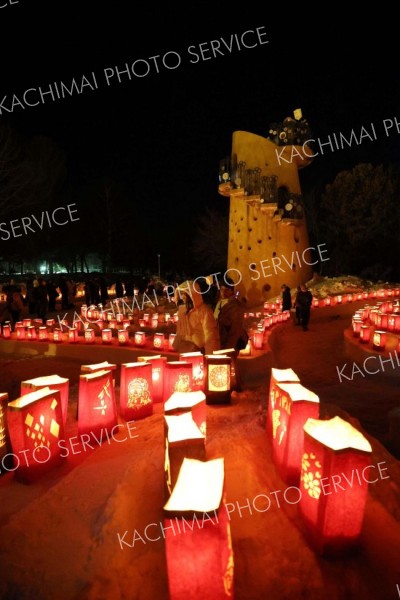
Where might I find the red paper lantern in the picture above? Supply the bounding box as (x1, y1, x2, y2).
(134, 331, 146, 346)
(164, 362, 193, 402)
(0, 392, 12, 469)
(252, 330, 264, 349)
(376, 312, 388, 329)
(139, 319, 146, 327)
(373, 330, 387, 351)
(173, 313, 179, 323)
(267, 368, 300, 441)
(143, 313, 150, 324)
(84, 328, 95, 344)
(78, 369, 118, 440)
(109, 319, 118, 330)
(38, 326, 49, 341)
(352, 319, 363, 337)
(271, 383, 319, 485)
(68, 328, 78, 343)
(204, 355, 231, 405)
(102, 329, 112, 344)
(2, 323, 11, 338)
(116, 313, 124, 323)
(21, 375, 70, 425)
(97, 320, 106, 331)
(53, 328, 63, 342)
(118, 329, 130, 344)
(163, 458, 234, 600)
(34, 318, 43, 326)
(7, 387, 65, 483)
(359, 326, 371, 343)
(324, 297, 331, 306)
(169, 333, 177, 350)
(154, 332, 165, 349)
(336, 295, 342, 304)
(299, 416, 372, 556)
(312, 298, 319, 308)
(179, 352, 205, 391)
(46, 319, 55, 327)
(120, 362, 153, 420)
(16, 326, 26, 340)
(26, 326, 37, 340)
(137, 355, 167, 403)
(164, 391, 207, 436)
(22, 318, 32, 327)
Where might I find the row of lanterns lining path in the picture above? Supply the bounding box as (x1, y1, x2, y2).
(351, 299, 400, 352)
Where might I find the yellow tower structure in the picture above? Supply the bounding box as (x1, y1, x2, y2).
(218, 128, 314, 307)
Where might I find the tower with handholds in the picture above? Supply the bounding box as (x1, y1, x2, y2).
(218, 109, 315, 307)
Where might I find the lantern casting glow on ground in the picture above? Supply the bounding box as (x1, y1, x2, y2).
(120, 362, 153, 420)
(299, 416, 372, 557)
(21, 375, 70, 425)
(164, 390, 207, 436)
(78, 370, 118, 441)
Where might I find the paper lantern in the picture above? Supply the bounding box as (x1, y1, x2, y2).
(179, 352, 204, 391)
(7, 387, 65, 483)
(78, 369, 118, 440)
(22, 318, 32, 327)
(34, 319, 43, 326)
(134, 331, 146, 346)
(164, 391, 206, 436)
(163, 458, 234, 600)
(173, 313, 179, 323)
(68, 328, 78, 343)
(168, 333, 177, 350)
(154, 332, 165, 349)
(336, 295, 342, 304)
(252, 330, 264, 349)
(204, 355, 231, 405)
(46, 319, 55, 327)
(97, 320, 106, 331)
(109, 319, 118, 330)
(26, 326, 37, 340)
(122, 318, 131, 329)
(312, 298, 319, 308)
(388, 314, 400, 332)
(21, 375, 70, 425)
(372, 330, 387, 351)
(376, 312, 388, 329)
(143, 313, 150, 324)
(102, 329, 112, 344)
(352, 319, 363, 337)
(53, 328, 63, 342)
(0, 393, 12, 470)
(267, 368, 300, 441)
(116, 313, 124, 323)
(164, 362, 193, 401)
(324, 297, 331, 306)
(37, 326, 48, 341)
(16, 326, 26, 340)
(271, 382, 319, 485)
(299, 416, 372, 556)
(80, 362, 117, 408)
(359, 326, 371, 343)
(84, 328, 95, 344)
(2, 323, 11, 338)
(139, 319, 146, 327)
(118, 329, 130, 344)
(213, 348, 237, 391)
(120, 362, 153, 420)
(137, 355, 167, 403)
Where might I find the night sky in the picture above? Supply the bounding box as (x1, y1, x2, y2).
(1, 6, 399, 274)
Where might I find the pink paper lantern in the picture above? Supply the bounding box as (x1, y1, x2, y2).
(2, 323, 11, 338)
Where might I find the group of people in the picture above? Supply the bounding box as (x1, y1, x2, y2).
(281, 284, 313, 331)
(172, 278, 247, 391)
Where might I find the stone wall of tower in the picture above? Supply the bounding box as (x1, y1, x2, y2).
(225, 131, 314, 306)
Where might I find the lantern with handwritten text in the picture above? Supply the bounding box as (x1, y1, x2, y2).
(102, 329, 112, 344)
(38, 326, 49, 341)
(78, 370, 118, 440)
(21, 375, 70, 425)
(120, 362, 153, 420)
(299, 416, 373, 556)
(164, 362, 193, 402)
(7, 387, 65, 483)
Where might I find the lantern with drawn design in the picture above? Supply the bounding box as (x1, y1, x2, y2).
(164, 362, 193, 402)
(78, 369, 118, 441)
(267, 368, 300, 441)
(137, 355, 167, 403)
(120, 362, 153, 420)
(21, 375, 70, 425)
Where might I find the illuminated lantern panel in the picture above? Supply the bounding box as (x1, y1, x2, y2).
(267, 368, 300, 441)
(169, 334, 176, 350)
(102, 329, 112, 344)
(78, 370, 118, 441)
(139, 319, 146, 327)
(154, 332, 165, 349)
(84, 329, 95, 344)
(299, 416, 372, 557)
(204, 356, 231, 405)
(0, 392, 12, 469)
(271, 383, 319, 485)
(118, 329, 130, 345)
(352, 319, 362, 337)
(16, 326, 26, 340)
(120, 362, 153, 420)
(163, 458, 234, 600)
(134, 331, 146, 347)
(252, 330, 264, 350)
(7, 387, 65, 483)
(38, 327, 49, 341)
(164, 362, 193, 402)
(372, 330, 387, 351)
(116, 313, 124, 323)
(53, 328, 63, 342)
(359, 326, 371, 343)
(97, 320, 106, 331)
(164, 391, 207, 437)
(26, 327, 36, 340)
(46, 319, 55, 327)
(2, 324, 11, 338)
(179, 352, 205, 391)
(23, 318, 32, 327)
(137, 355, 167, 404)
(213, 349, 237, 392)
(21, 375, 70, 425)
(68, 328, 78, 343)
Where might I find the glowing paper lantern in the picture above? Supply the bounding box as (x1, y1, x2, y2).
(137, 355, 167, 403)
(118, 329, 130, 344)
(21, 375, 69, 425)
(23, 318, 32, 327)
(164, 362, 193, 402)
(120, 362, 153, 420)
(179, 352, 204, 391)
(134, 331, 146, 346)
(169, 333, 176, 350)
(53, 328, 63, 342)
(81, 362, 117, 408)
(143, 313, 150, 324)
(213, 348, 237, 391)
(163, 458, 234, 600)
(7, 387, 65, 483)
(139, 319, 146, 327)
(84, 328, 95, 344)
(102, 329, 112, 344)
(2, 323, 11, 338)
(252, 330, 264, 349)
(376, 312, 388, 329)
(204, 355, 231, 405)
(352, 319, 363, 337)
(34, 318, 43, 326)
(68, 328, 78, 343)
(116, 313, 124, 323)
(336, 295, 342, 304)
(372, 330, 387, 351)
(271, 382, 320, 485)
(267, 368, 300, 441)
(38, 326, 49, 341)
(78, 370, 118, 440)
(16, 326, 26, 340)
(0, 392, 12, 469)
(46, 319, 55, 327)
(164, 391, 206, 437)
(97, 320, 106, 331)
(26, 326, 37, 340)
(359, 326, 371, 343)
(299, 416, 372, 556)
(154, 332, 165, 349)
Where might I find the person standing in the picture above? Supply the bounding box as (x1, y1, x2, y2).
(35, 278, 49, 322)
(294, 285, 302, 325)
(281, 284, 292, 312)
(297, 284, 313, 331)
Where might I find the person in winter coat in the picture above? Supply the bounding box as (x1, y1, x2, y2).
(297, 284, 313, 331)
(172, 280, 220, 354)
(281, 284, 292, 312)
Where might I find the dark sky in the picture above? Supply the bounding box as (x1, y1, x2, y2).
(1, 5, 399, 273)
